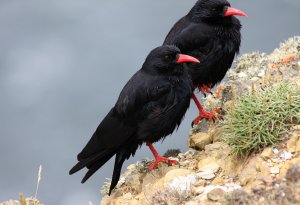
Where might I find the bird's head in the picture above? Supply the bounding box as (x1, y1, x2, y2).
(143, 45, 200, 74)
(189, 0, 247, 23)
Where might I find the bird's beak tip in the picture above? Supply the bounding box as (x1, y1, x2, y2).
(225, 7, 247, 17)
(177, 54, 200, 64)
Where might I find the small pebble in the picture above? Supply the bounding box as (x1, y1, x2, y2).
(273, 148, 279, 154)
(238, 72, 248, 78)
(258, 70, 265, 77)
(197, 169, 215, 180)
(270, 167, 280, 174)
(271, 158, 281, 163)
(280, 151, 293, 160)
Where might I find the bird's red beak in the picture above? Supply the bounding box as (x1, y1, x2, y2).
(177, 54, 200, 64)
(224, 7, 247, 17)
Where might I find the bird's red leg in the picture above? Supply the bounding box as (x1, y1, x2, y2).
(192, 93, 214, 125)
(146, 142, 178, 171)
(191, 83, 222, 125)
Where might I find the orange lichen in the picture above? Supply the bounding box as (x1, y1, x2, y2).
(268, 63, 278, 69)
(215, 85, 225, 100)
(279, 54, 296, 65)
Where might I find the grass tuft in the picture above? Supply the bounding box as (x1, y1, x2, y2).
(222, 83, 300, 158)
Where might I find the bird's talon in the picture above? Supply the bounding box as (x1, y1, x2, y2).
(168, 160, 172, 166)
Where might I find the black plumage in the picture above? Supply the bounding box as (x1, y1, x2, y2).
(163, 0, 246, 124)
(69, 45, 200, 195)
(164, 0, 244, 86)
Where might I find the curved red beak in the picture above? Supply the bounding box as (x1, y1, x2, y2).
(224, 7, 247, 17)
(177, 54, 200, 64)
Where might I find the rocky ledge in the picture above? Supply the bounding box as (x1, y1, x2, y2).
(101, 37, 300, 205)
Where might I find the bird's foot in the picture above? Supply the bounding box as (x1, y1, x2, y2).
(146, 142, 178, 171)
(148, 156, 178, 171)
(191, 107, 221, 126)
(196, 84, 213, 97)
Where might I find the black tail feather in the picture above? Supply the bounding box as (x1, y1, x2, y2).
(81, 151, 116, 183)
(108, 150, 127, 195)
(69, 150, 113, 175)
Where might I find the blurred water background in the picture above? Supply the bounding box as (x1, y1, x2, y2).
(0, 0, 299, 204)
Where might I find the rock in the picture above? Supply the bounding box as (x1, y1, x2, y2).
(127, 164, 136, 171)
(192, 186, 205, 195)
(239, 155, 259, 187)
(197, 170, 215, 180)
(271, 158, 281, 163)
(270, 167, 280, 174)
(287, 132, 299, 153)
(238, 72, 248, 78)
(279, 158, 300, 179)
(164, 169, 196, 198)
(185, 201, 200, 205)
(164, 169, 193, 185)
(273, 148, 279, 154)
(193, 179, 207, 187)
(180, 160, 191, 167)
(280, 151, 293, 160)
(207, 188, 226, 201)
(212, 177, 225, 185)
(258, 70, 265, 77)
(123, 193, 133, 200)
(197, 158, 220, 173)
(199, 162, 220, 173)
(178, 153, 185, 159)
(143, 177, 165, 199)
(240, 176, 254, 186)
(261, 147, 273, 160)
(286, 164, 300, 184)
(129, 199, 139, 205)
(209, 127, 224, 142)
(296, 140, 300, 153)
(205, 142, 231, 159)
(124, 173, 143, 193)
(189, 132, 212, 150)
(165, 173, 196, 197)
(251, 76, 260, 82)
(142, 165, 171, 194)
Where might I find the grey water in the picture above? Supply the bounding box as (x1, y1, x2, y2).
(0, 0, 299, 204)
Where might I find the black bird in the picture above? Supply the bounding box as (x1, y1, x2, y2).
(69, 45, 200, 195)
(163, 0, 247, 125)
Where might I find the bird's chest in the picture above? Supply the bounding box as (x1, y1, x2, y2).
(215, 27, 240, 53)
(164, 77, 192, 104)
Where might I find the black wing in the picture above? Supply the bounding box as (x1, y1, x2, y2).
(115, 71, 171, 117)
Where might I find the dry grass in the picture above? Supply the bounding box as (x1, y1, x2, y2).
(0, 165, 44, 205)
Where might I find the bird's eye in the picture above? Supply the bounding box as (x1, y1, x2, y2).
(164, 55, 171, 61)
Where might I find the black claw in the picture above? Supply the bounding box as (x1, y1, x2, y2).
(191, 121, 194, 127)
(167, 160, 172, 166)
(209, 91, 213, 95)
(203, 93, 207, 97)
